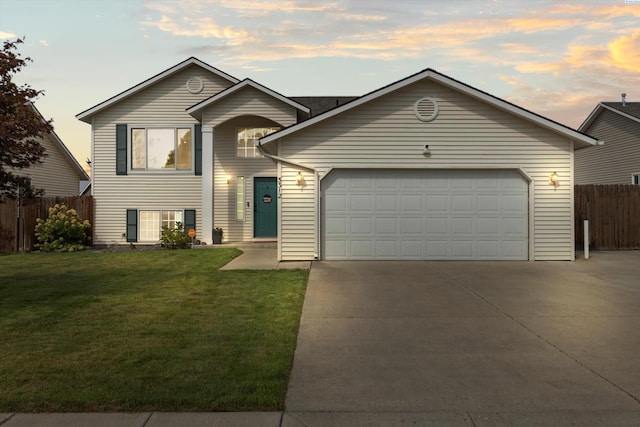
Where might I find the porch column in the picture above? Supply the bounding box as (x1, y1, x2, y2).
(201, 126, 214, 244)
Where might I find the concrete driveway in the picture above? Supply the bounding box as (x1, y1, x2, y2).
(284, 252, 640, 426)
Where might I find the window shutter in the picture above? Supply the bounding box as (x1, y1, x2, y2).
(184, 209, 196, 234)
(126, 209, 137, 242)
(194, 124, 202, 176)
(116, 124, 128, 175)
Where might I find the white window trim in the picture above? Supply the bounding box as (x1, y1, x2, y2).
(138, 209, 185, 242)
(128, 124, 195, 173)
(236, 176, 245, 221)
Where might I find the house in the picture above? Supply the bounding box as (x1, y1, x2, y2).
(575, 99, 640, 184)
(16, 104, 89, 196)
(77, 57, 598, 260)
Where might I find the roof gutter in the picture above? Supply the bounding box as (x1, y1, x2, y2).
(257, 140, 320, 260)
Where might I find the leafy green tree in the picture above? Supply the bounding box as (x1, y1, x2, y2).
(0, 38, 52, 200)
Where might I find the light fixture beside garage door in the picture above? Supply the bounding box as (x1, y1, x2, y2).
(414, 97, 439, 122)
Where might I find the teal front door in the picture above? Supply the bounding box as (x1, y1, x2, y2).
(254, 177, 277, 238)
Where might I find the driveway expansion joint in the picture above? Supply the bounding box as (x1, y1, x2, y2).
(0, 414, 15, 426)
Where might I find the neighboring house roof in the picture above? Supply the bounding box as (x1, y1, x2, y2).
(187, 78, 311, 121)
(76, 57, 239, 123)
(579, 102, 640, 132)
(290, 96, 359, 117)
(261, 68, 599, 148)
(32, 103, 89, 181)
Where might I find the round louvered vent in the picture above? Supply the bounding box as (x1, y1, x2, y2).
(414, 97, 438, 122)
(186, 77, 204, 94)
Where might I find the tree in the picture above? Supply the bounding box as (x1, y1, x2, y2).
(0, 38, 52, 200)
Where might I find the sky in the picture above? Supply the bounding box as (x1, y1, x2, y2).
(1, 0, 639, 174)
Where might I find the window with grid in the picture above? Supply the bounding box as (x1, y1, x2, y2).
(236, 127, 280, 158)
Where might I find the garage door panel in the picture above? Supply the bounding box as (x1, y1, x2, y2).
(477, 194, 499, 212)
(452, 218, 473, 234)
(323, 170, 528, 260)
(427, 240, 448, 258)
(350, 195, 372, 211)
(401, 217, 422, 234)
(502, 217, 527, 235)
(401, 194, 423, 211)
(426, 194, 448, 211)
(477, 217, 499, 234)
(375, 240, 398, 257)
(376, 217, 397, 234)
(426, 217, 449, 234)
(452, 195, 474, 213)
(325, 217, 347, 234)
(503, 194, 527, 211)
(401, 241, 423, 257)
(376, 194, 398, 211)
(350, 217, 372, 233)
(452, 240, 473, 258)
(350, 240, 372, 257)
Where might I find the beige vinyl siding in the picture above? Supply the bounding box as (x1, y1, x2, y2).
(203, 94, 297, 241)
(278, 80, 574, 261)
(17, 133, 84, 196)
(280, 166, 316, 260)
(575, 109, 640, 184)
(203, 86, 298, 128)
(91, 65, 233, 244)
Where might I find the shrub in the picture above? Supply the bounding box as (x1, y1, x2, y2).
(161, 222, 192, 249)
(35, 204, 91, 252)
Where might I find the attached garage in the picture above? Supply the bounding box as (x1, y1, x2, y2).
(259, 68, 600, 261)
(322, 169, 528, 260)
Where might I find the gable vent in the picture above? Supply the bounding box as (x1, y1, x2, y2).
(414, 97, 439, 122)
(186, 77, 204, 94)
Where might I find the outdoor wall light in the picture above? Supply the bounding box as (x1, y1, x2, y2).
(226, 176, 231, 185)
(549, 171, 559, 186)
(423, 144, 431, 155)
(296, 171, 304, 186)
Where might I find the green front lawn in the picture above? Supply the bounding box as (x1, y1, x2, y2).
(0, 249, 308, 412)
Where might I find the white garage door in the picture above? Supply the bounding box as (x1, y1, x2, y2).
(322, 169, 528, 260)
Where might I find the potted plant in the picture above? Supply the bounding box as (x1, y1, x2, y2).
(212, 227, 223, 244)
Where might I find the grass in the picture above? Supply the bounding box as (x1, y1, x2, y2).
(0, 249, 308, 412)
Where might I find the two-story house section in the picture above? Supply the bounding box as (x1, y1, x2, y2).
(76, 57, 310, 246)
(78, 58, 598, 261)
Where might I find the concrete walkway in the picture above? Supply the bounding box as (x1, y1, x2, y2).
(216, 242, 311, 270)
(4, 251, 640, 426)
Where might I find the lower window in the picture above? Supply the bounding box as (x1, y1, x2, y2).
(139, 210, 184, 241)
(633, 173, 640, 185)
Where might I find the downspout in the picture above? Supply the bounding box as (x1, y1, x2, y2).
(257, 141, 320, 260)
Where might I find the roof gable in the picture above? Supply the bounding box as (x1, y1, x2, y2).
(580, 102, 640, 132)
(33, 103, 89, 180)
(76, 57, 239, 123)
(186, 78, 310, 121)
(261, 68, 599, 148)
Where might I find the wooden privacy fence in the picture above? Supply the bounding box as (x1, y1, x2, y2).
(575, 185, 640, 250)
(0, 196, 93, 252)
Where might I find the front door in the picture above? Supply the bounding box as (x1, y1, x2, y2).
(254, 177, 277, 238)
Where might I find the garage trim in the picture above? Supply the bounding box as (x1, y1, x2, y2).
(319, 166, 534, 261)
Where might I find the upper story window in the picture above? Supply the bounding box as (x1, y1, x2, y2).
(132, 127, 192, 170)
(237, 127, 280, 158)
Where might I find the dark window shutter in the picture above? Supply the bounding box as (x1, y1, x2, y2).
(116, 124, 128, 175)
(194, 124, 202, 176)
(184, 209, 196, 234)
(126, 209, 137, 242)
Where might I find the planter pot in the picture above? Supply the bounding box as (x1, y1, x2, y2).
(212, 231, 223, 244)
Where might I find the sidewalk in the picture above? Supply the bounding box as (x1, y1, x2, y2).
(0, 412, 284, 427)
